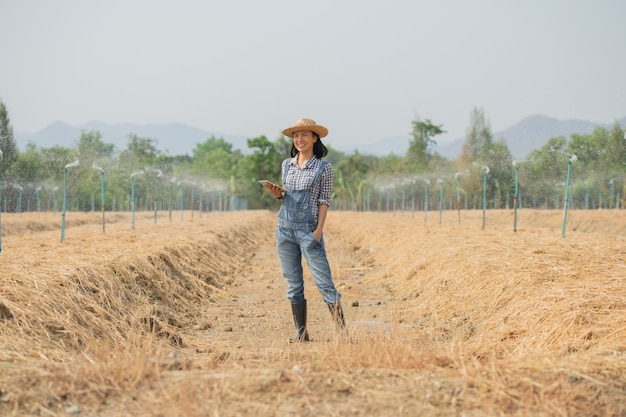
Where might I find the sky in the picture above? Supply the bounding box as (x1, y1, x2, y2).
(1, 0, 625, 153)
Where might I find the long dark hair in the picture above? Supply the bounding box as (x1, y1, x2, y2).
(290, 133, 329, 158)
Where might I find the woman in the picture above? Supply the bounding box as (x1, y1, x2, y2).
(261, 118, 346, 342)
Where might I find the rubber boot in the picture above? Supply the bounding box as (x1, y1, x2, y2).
(289, 300, 309, 343)
(327, 301, 347, 337)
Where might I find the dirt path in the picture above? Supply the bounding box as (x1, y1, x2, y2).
(183, 217, 379, 365)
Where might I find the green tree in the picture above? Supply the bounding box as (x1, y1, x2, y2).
(237, 135, 284, 208)
(71, 131, 117, 211)
(191, 136, 236, 180)
(460, 107, 493, 164)
(606, 122, 626, 173)
(0, 100, 19, 177)
(333, 150, 372, 210)
(521, 136, 568, 208)
(407, 117, 445, 173)
(120, 134, 160, 169)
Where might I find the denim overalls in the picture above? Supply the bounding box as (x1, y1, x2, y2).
(275, 160, 341, 304)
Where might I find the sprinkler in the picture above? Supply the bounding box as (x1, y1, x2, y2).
(561, 155, 577, 238)
(190, 181, 195, 219)
(92, 163, 105, 232)
(513, 161, 519, 232)
(169, 177, 176, 222)
(609, 179, 615, 209)
(481, 166, 490, 229)
(411, 180, 415, 218)
(131, 170, 144, 230)
(199, 183, 206, 218)
(400, 181, 405, 216)
(153, 169, 162, 223)
(0, 148, 3, 253)
(454, 170, 469, 225)
(52, 186, 59, 214)
(386, 186, 390, 213)
(13, 184, 23, 213)
(36, 186, 42, 217)
(61, 160, 80, 243)
(437, 178, 444, 225)
(178, 181, 184, 222)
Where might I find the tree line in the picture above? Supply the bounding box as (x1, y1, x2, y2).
(1, 100, 624, 214)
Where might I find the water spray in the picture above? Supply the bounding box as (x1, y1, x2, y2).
(130, 170, 144, 230)
(561, 154, 577, 238)
(61, 160, 80, 243)
(92, 162, 105, 232)
(481, 166, 490, 229)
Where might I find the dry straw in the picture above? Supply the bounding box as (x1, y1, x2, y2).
(0, 209, 625, 416)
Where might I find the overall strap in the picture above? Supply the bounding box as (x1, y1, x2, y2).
(308, 160, 328, 189)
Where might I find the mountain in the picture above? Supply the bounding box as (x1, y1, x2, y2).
(362, 115, 625, 160)
(15, 115, 625, 160)
(434, 115, 625, 160)
(16, 121, 250, 156)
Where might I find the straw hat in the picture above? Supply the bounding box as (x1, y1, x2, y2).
(282, 118, 328, 138)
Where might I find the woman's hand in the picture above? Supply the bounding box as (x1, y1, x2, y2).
(260, 181, 285, 199)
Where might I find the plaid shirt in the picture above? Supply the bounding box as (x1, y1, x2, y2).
(281, 155, 334, 223)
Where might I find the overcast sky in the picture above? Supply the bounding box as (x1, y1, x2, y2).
(1, 0, 625, 152)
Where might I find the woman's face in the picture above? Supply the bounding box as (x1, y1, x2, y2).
(292, 130, 317, 154)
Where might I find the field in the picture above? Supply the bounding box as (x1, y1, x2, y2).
(0, 208, 625, 416)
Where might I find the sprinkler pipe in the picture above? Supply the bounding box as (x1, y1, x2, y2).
(36, 186, 42, 216)
(386, 187, 390, 213)
(14, 184, 23, 213)
(130, 170, 143, 230)
(169, 177, 176, 222)
(513, 161, 519, 232)
(61, 160, 80, 242)
(190, 181, 195, 219)
(178, 181, 184, 222)
(609, 179, 615, 209)
(482, 166, 490, 229)
(52, 186, 59, 214)
(92, 163, 105, 232)
(0, 148, 3, 253)
(153, 169, 162, 223)
(561, 155, 577, 238)
(455, 172, 462, 225)
(424, 179, 430, 222)
(199, 184, 206, 217)
(401, 181, 405, 216)
(411, 180, 415, 218)
(437, 178, 443, 225)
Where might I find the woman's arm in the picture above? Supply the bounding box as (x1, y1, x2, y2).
(313, 203, 328, 242)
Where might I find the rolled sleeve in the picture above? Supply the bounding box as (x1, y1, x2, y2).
(317, 164, 334, 206)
